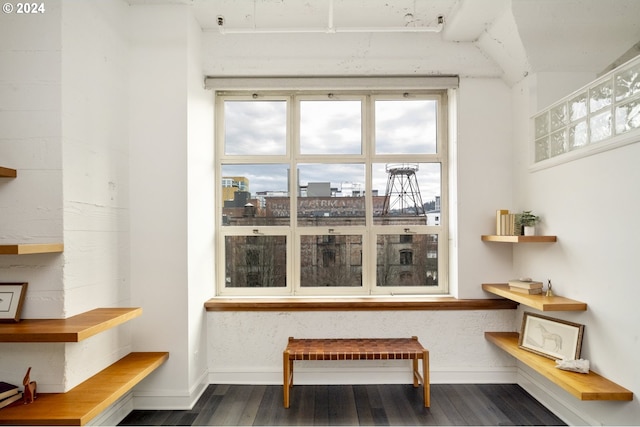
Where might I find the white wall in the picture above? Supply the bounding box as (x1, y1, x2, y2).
(1, 0, 212, 407)
(186, 7, 215, 404)
(0, 0, 132, 393)
(208, 310, 516, 385)
(203, 34, 519, 389)
(510, 73, 640, 425)
(129, 4, 212, 409)
(0, 0, 63, 320)
(60, 0, 133, 390)
(456, 78, 514, 298)
(0, 3, 64, 388)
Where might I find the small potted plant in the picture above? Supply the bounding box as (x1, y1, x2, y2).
(519, 210, 539, 236)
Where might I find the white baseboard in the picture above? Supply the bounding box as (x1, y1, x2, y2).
(133, 371, 209, 410)
(517, 367, 599, 426)
(209, 366, 517, 385)
(89, 392, 134, 426)
(90, 371, 209, 424)
(98, 367, 519, 416)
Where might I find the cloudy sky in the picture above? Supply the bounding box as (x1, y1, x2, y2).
(222, 98, 441, 203)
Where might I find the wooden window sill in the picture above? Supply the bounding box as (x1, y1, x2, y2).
(205, 297, 517, 312)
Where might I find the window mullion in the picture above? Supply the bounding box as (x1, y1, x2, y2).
(290, 95, 299, 294)
(216, 87, 449, 296)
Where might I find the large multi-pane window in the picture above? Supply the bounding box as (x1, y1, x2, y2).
(216, 85, 449, 296)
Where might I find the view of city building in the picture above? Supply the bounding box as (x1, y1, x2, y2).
(222, 169, 439, 288)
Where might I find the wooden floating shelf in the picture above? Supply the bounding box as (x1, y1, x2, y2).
(0, 351, 169, 426)
(481, 235, 557, 243)
(0, 166, 17, 178)
(0, 307, 143, 342)
(482, 284, 587, 311)
(485, 332, 632, 401)
(0, 243, 64, 255)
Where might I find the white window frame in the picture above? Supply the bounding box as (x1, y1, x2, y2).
(211, 77, 456, 297)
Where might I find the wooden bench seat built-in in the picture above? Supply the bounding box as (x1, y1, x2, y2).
(283, 337, 429, 408)
(0, 352, 169, 426)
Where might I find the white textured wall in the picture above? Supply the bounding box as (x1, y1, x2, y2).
(0, 342, 65, 392)
(208, 310, 516, 385)
(510, 74, 640, 425)
(201, 32, 502, 78)
(60, 0, 132, 391)
(0, 0, 64, 320)
(0, 0, 133, 393)
(0, 0, 64, 391)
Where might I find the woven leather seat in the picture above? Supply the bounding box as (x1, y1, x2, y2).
(283, 336, 429, 408)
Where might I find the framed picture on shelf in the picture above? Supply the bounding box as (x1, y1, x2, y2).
(519, 311, 584, 360)
(0, 282, 28, 322)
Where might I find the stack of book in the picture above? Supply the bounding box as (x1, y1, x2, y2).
(508, 279, 543, 294)
(495, 209, 522, 236)
(0, 381, 22, 409)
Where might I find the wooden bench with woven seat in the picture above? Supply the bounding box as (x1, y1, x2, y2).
(283, 336, 429, 408)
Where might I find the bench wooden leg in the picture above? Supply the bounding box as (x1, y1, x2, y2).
(283, 351, 291, 408)
(423, 349, 430, 408)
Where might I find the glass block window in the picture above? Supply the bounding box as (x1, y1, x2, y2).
(532, 55, 640, 164)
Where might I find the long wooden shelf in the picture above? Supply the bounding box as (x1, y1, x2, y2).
(482, 283, 587, 311)
(481, 235, 557, 243)
(0, 308, 142, 342)
(0, 166, 17, 178)
(0, 351, 169, 426)
(485, 332, 632, 401)
(0, 243, 64, 255)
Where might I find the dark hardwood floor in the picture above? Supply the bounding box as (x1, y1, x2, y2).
(119, 384, 565, 426)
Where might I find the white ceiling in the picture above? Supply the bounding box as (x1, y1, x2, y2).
(130, 0, 640, 85)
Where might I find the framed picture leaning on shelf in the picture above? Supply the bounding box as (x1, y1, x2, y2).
(0, 282, 28, 322)
(519, 311, 584, 360)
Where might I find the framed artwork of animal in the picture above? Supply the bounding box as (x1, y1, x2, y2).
(519, 312, 584, 360)
(0, 282, 28, 322)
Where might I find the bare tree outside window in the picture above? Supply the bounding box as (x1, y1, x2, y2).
(225, 236, 287, 288)
(300, 235, 362, 287)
